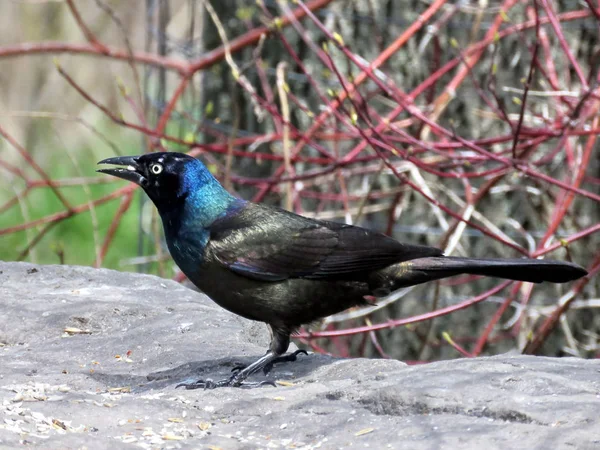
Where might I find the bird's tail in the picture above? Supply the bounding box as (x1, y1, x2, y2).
(388, 256, 587, 288)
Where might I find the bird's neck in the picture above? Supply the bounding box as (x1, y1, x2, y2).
(160, 182, 239, 235)
(160, 181, 243, 275)
(183, 182, 239, 228)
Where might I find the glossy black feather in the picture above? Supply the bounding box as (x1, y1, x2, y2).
(208, 203, 443, 282)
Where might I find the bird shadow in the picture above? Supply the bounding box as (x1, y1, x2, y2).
(88, 352, 335, 393)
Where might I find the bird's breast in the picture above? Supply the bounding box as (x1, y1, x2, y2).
(166, 228, 210, 277)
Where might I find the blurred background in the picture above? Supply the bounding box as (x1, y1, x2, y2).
(1, 0, 599, 361)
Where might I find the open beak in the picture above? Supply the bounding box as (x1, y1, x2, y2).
(97, 155, 146, 186)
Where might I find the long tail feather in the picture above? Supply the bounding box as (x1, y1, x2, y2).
(390, 256, 587, 288)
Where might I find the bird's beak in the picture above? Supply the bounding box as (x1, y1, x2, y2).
(97, 155, 146, 186)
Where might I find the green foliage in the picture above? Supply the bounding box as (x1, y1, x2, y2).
(1, 150, 143, 270)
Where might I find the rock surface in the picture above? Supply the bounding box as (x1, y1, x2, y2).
(0, 261, 599, 449)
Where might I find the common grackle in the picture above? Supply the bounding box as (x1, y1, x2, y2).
(98, 152, 587, 389)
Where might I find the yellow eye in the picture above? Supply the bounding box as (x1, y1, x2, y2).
(151, 163, 163, 175)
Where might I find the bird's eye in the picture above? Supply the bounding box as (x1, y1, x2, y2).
(150, 163, 163, 175)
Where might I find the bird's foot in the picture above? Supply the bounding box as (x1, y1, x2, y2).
(266, 349, 309, 372)
(176, 373, 276, 390)
(180, 347, 306, 389)
(231, 349, 308, 375)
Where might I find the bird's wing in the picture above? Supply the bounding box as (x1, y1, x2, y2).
(207, 203, 442, 282)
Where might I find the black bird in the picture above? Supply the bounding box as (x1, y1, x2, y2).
(98, 152, 587, 388)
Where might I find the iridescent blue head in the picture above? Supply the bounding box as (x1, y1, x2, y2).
(98, 151, 238, 227)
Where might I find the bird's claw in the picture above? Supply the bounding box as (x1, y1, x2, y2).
(230, 364, 245, 374)
(176, 373, 276, 390)
(231, 349, 308, 375)
(263, 349, 308, 374)
(175, 379, 222, 390)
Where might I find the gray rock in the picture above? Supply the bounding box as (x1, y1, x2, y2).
(0, 261, 598, 449)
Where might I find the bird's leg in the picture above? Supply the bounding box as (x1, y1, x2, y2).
(231, 349, 308, 375)
(176, 352, 281, 390)
(261, 349, 308, 374)
(177, 328, 293, 389)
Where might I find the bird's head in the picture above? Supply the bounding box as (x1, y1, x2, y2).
(98, 152, 235, 222)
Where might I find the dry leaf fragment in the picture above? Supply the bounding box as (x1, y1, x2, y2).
(162, 433, 184, 440)
(107, 386, 131, 393)
(52, 419, 67, 430)
(198, 422, 211, 431)
(63, 327, 91, 335)
(355, 427, 374, 436)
